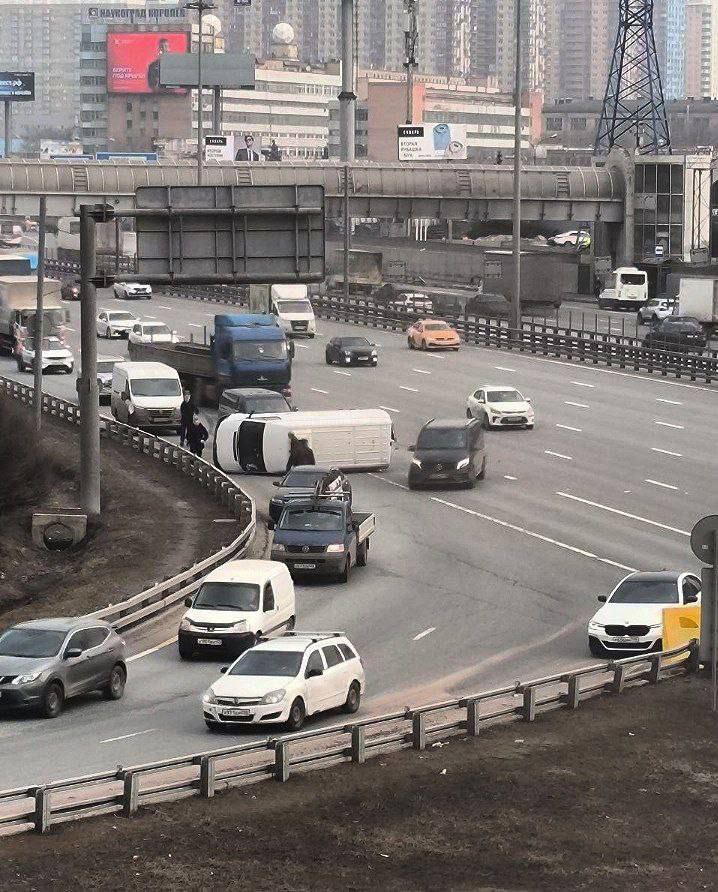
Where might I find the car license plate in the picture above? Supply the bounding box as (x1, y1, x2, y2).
(294, 562, 316, 569)
(220, 708, 251, 718)
(197, 638, 222, 646)
(607, 636, 641, 643)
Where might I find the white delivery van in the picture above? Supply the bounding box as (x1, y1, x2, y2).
(270, 284, 316, 338)
(110, 361, 183, 431)
(178, 560, 295, 659)
(214, 408, 393, 474)
(597, 267, 649, 311)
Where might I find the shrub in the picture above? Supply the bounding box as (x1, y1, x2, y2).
(0, 396, 60, 511)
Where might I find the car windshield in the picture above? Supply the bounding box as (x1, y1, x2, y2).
(282, 469, 326, 487)
(280, 508, 344, 531)
(30, 337, 64, 351)
(424, 322, 451, 331)
(417, 427, 467, 449)
(339, 338, 371, 347)
(144, 324, 171, 336)
(233, 340, 287, 362)
(246, 396, 290, 412)
(23, 309, 64, 332)
(620, 273, 646, 285)
(610, 580, 679, 604)
(193, 582, 259, 611)
(0, 628, 66, 658)
(97, 361, 116, 374)
(229, 650, 303, 677)
(108, 312, 135, 322)
(487, 390, 523, 403)
(130, 378, 181, 397)
(275, 300, 312, 314)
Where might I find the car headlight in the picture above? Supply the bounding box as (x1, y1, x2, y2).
(588, 621, 604, 631)
(371, 350, 378, 357)
(12, 671, 43, 685)
(202, 689, 217, 705)
(411, 458, 422, 468)
(230, 620, 247, 631)
(648, 623, 662, 630)
(260, 688, 286, 705)
(272, 543, 286, 552)
(179, 618, 191, 631)
(456, 457, 470, 470)
(326, 543, 345, 553)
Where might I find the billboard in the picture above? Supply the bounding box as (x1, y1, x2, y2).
(398, 124, 468, 161)
(107, 32, 190, 94)
(204, 134, 235, 162)
(234, 132, 264, 161)
(0, 72, 34, 102)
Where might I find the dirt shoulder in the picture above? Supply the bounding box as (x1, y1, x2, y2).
(2, 674, 717, 891)
(0, 408, 239, 625)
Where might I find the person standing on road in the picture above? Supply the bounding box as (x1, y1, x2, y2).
(286, 433, 315, 471)
(187, 411, 209, 458)
(179, 388, 196, 447)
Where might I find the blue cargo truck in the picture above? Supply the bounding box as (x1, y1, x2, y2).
(128, 313, 294, 404)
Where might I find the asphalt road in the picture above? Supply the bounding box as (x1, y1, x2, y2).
(0, 290, 715, 787)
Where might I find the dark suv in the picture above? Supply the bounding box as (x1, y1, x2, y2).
(408, 418, 486, 489)
(642, 317, 707, 353)
(217, 387, 293, 423)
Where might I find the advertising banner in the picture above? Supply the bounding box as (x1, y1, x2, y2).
(204, 134, 235, 162)
(0, 72, 34, 102)
(107, 32, 190, 94)
(234, 132, 263, 161)
(398, 123, 467, 161)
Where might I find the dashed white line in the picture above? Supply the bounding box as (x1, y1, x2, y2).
(400, 385, 419, 392)
(556, 424, 582, 433)
(310, 387, 329, 394)
(430, 497, 636, 572)
(645, 479, 679, 491)
(413, 627, 436, 641)
(379, 405, 400, 413)
(423, 353, 445, 361)
(156, 305, 172, 310)
(127, 637, 175, 662)
(654, 421, 684, 430)
(571, 381, 595, 388)
(144, 315, 157, 320)
(334, 370, 352, 377)
(101, 729, 157, 744)
(656, 398, 683, 406)
(564, 401, 590, 409)
(556, 492, 689, 536)
(503, 475, 518, 481)
(64, 326, 76, 332)
(188, 323, 203, 328)
(545, 450, 573, 460)
(294, 343, 309, 350)
(412, 368, 431, 375)
(494, 366, 516, 372)
(651, 447, 683, 457)
(368, 473, 409, 490)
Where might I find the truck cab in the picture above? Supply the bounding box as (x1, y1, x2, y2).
(597, 267, 648, 311)
(213, 313, 293, 394)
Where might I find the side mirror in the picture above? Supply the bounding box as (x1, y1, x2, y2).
(272, 480, 281, 487)
(291, 406, 299, 412)
(526, 397, 532, 403)
(407, 444, 415, 452)
(306, 667, 323, 679)
(64, 647, 83, 660)
(220, 666, 228, 674)
(184, 597, 192, 607)
(597, 595, 607, 603)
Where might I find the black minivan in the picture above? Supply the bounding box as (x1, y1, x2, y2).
(642, 317, 707, 354)
(408, 418, 487, 489)
(217, 387, 294, 423)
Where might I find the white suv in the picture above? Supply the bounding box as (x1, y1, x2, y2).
(202, 632, 365, 732)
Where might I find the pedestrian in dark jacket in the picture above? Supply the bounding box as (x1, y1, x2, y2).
(187, 411, 209, 457)
(179, 389, 197, 447)
(286, 433, 316, 471)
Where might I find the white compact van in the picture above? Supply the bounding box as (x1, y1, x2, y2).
(110, 361, 183, 431)
(178, 560, 296, 659)
(213, 408, 394, 474)
(271, 284, 316, 338)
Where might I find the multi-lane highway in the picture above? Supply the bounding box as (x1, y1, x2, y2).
(0, 291, 715, 787)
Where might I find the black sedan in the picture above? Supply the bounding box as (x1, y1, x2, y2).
(642, 316, 707, 354)
(325, 336, 378, 367)
(61, 280, 80, 301)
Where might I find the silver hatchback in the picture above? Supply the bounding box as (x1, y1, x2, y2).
(0, 618, 127, 718)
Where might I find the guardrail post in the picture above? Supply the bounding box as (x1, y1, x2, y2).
(521, 686, 537, 722)
(564, 674, 580, 709)
(611, 663, 626, 694)
(274, 741, 290, 782)
(687, 639, 700, 673)
(412, 712, 426, 750)
(32, 786, 50, 833)
(198, 755, 215, 798)
(351, 725, 366, 763)
(466, 698, 481, 736)
(121, 770, 139, 817)
(648, 654, 661, 684)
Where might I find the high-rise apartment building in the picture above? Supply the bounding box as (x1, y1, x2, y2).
(684, 0, 712, 99)
(654, 0, 687, 100)
(492, 0, 547, 95)
(543, 0, 612, 102)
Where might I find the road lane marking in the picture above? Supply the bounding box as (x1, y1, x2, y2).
(101, 729, 157, 744)
(64, 326, 76, 332)
(294, 343, 309, 349)
(494, 366, 516, 372)
(556, 424, 582, 432)
(533, 356, 718, 393)
(654, 420, 684, 429)
(311, 387, 329, 394)
(412, 368, 431, 375)
(334, 370, 352, 377)
(127, 637, 176, 662)
(645, 479, 679, 491)
(379, 405, 400, 413)
(656, 398, 683, 405)
(423, 353, 445, 360)
(571, 381, 595, 388)
(556, 491, 689, 536)
(413, 627, 436, 641)
(156, 305, 172, 310)
(430, 497, 636, 572)
(400, 385, 419, 392)
(145, 315, 157, 320)
(545, 450, 573, 460)
(503, 475, 518, 481)
(368, 473, 409, 490)
(564, 401, 590, 408)
(651, 447, 683, 457)
(188, 323, 203, 328)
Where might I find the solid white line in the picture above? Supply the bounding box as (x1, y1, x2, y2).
(127, 637, 176, 662)
(494, 366, 516, 372)
(400, 385, 419, 392)
(412, 368, 431, 375)
(654, 421, 684, 430)
(556, 424, 582, 433)
(645, 479, 679, 491)
(101, 729, 157, 744)
(571, 381, 595, 388)
(564, 401, 590, 409)
(430, 497, 636, 572)
(413, 627, 436, 641)
(368, 473, 409, 490)
(334, 370, 351, 377)
(656, 398, 683, 405)
(545, 450, 573, 460)
(188, 323, 203, 328)
(556, 491, 689, 536)
(503, 475, 518, 481)
(379, 405, 400, 413)
(310, 387, 329, 394)
(651, 447, 683, 457)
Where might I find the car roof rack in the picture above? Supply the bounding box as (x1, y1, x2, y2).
(280, 631, 344, 642)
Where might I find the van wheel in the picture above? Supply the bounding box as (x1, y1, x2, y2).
(342, 681, 361, 714)
(287, 698, 306, 731)
(482, 414, 490, 430)
(357, 540, 368, 567)
(41, 682, 64, 719)
(477, 457, 487, 480)
(178, 642, 194, 660)
(339, 557, 351, 583)
(325, 351, 332, 364)
(205, 720, 222, 732)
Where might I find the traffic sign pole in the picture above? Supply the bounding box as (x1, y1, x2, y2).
(691, 515, 718, 710)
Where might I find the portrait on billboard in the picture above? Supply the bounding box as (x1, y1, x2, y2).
(107, 32, 190, 94)
(235, 133, 263, 161)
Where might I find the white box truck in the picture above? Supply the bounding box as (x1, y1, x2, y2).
(677, 277, 718, 331)
(249, 284, 316, 337)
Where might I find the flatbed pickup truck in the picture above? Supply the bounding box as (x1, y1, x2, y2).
(269, 496, 375, 583)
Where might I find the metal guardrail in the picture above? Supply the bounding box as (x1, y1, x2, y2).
(0, 641, 697, 836)
(0, 375, 256, 633)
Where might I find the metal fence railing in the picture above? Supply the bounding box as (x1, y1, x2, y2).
(0, 641, 697, 836)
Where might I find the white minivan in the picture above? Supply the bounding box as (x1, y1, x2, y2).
(110, 361, 183, 431)
(178, 560, 295, 659)
(271, 284, 316, 338)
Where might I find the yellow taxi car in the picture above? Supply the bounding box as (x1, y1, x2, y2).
(407, 319, 461, 351)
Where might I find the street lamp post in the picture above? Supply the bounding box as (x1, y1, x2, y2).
(510, 0, 523, 330)
(186, 0, 215, 186)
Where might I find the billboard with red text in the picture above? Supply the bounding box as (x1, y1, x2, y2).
(107, 32, 189, 94)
